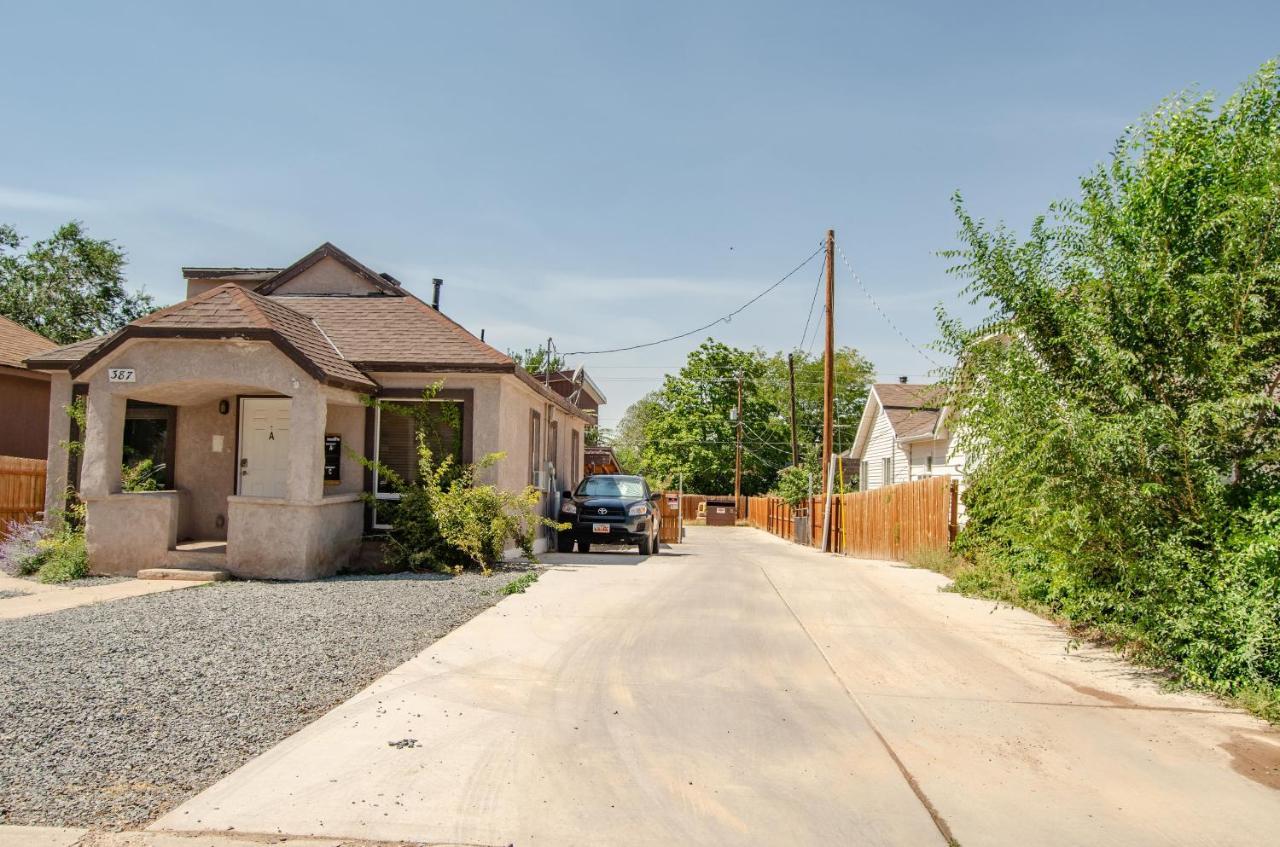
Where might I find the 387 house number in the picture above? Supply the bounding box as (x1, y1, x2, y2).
(107, 368, 136, 383)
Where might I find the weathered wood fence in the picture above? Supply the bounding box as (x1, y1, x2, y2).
(0, 455, 47, 531)
(745, 475, 957, 561)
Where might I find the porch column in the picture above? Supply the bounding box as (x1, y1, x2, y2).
(286, 388, 327, 502)
(42, 373, 74, 526)
(81, 389, 126, 498)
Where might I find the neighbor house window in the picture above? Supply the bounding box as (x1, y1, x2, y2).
(860, 460, 869, 492)
(529, 410, 542, 487)
(373, 399, 465, 529)
(882, 456, 892, 486)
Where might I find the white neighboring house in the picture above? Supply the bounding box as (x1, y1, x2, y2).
(845, 380, 964, 491)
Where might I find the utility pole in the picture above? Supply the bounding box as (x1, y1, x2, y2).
(737, 373, 747, 506)
(544, 337, 553, 386)
(822, 229, 835, 496)
(787, 353, 800, 466)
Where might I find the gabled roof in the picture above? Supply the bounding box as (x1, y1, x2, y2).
(0, 315, 57, 370)
(846, 383, 948, 459)
(281, 294, 512, 370)
(36, 284, 374, 391)
(256, 242, 402, 296)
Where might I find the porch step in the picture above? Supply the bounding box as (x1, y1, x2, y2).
(137, 567, 229, 581)
(155, 541, 229, 579)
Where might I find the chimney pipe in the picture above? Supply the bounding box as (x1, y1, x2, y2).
(899, 376, 908, 384)
(431, 278, 443, 310)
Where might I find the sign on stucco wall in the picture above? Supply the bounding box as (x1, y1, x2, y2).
(107, 368, 136, 382)
(324, 434, 341, 485)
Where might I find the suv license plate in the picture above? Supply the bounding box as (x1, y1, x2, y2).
(592, 523, 610, 534)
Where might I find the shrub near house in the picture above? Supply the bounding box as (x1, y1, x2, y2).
(940, 61, 1280, 717)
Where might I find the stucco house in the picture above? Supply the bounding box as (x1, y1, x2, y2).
(0, 315, 57, 459)
(25, 242, 593, 580)
(845, 380, 963, 491)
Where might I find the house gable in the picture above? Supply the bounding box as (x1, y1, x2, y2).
(258, 243, 402, 296)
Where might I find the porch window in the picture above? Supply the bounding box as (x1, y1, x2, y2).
(373, 400, 464, 496)
(123, 401, 176, 489)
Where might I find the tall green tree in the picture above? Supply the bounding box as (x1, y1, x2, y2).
(940, 60, 1280, 711)
(616, 340, 873, 494)
(0, 221, 153, 344)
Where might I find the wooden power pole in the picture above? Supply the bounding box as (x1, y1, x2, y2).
(787, 353, 800, 466)
(822, 229, 835, 496)
(734, 372, 744, 508)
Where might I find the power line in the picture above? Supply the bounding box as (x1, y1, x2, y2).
(798, 252, 825, 352)
(564, 243, 825, 356)
(835, 242, 941, 367)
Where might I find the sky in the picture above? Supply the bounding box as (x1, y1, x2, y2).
(3, 1, 1279, 430)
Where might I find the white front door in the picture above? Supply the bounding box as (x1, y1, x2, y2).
(239, 398, 291, 498)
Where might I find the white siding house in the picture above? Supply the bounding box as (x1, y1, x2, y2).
(846, 381, 962, 491)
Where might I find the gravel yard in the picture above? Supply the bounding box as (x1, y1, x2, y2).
(0, 568, 529, 828)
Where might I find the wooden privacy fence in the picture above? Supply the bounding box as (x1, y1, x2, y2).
(745, 475, 957, 561)
(0, 455, 47, 531)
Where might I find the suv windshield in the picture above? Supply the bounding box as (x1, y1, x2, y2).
(576, 476, 646, 499)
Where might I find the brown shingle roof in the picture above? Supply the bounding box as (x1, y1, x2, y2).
(281, 295, 512, 369)
(0, 315, 57, 369)
(25, 333, 116, 368)
(875, 383, 945, 439)
(129, 284, 374, 388)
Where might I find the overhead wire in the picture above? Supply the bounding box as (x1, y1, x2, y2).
(564, 242, 826, 356)
(835, 242, 941, 367)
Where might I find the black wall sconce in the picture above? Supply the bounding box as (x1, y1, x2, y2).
(218, 399, 230, 415)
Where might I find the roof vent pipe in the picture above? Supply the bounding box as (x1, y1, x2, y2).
(432, 278, 444, 310)
(899, 375, 908, 383)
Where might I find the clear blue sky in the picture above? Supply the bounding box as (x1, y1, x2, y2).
(3, 1, 1277, 428)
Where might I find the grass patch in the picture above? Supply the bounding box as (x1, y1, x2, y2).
(500, 572, 539, 595)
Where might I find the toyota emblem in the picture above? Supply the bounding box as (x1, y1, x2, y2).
(597, 507, 608, 515)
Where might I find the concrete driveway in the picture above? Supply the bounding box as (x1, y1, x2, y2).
(155, 527, 1280, 846)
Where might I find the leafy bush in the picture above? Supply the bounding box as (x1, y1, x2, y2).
(0, 520, 52, 576)
(938, 61, 1280, 715)
(356, 388, 566, 575)
(34, 533, 88, 583)
(122, 458, 162, 492)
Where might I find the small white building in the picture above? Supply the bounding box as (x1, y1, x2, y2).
(845, 380, 963, 491)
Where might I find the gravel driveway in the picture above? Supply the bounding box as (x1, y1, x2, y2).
(0, 569, 528, 828)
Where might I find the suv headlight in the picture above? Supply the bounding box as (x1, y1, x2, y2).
(562, 501, 577, 514)
(628, 503, 648, 516)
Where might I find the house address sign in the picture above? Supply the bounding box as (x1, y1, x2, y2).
(107, 368, 136, 383)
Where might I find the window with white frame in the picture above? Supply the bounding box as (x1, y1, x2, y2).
(529, 409, 542, 487)
(882, 456, 892, 486)
(373, 399, 464, 526)
(860, 460, 869, 491)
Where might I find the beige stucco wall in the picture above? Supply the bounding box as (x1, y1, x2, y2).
(324, 402, 366, 496)
(270, 255, 382, 295)
(366, 371, 589, 496)
(174, 399, 237, 540)
(84, 491, 181, 575)
(73, 337, 365, 577)
(227, 495, 363, 579)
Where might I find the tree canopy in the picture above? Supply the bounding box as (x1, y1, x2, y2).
(609, 339, 873, 494)
(0, 221, 153, 344)
(940, 60, 1280, 715)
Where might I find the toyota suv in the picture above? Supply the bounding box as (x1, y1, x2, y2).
(556, 474, 661, 554)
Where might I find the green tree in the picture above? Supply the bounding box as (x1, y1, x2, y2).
(754, 346, 875, 456)
(0, 221, 153, 344)
(939, 60, 1280, 714)
(509, 346, 566, 374)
